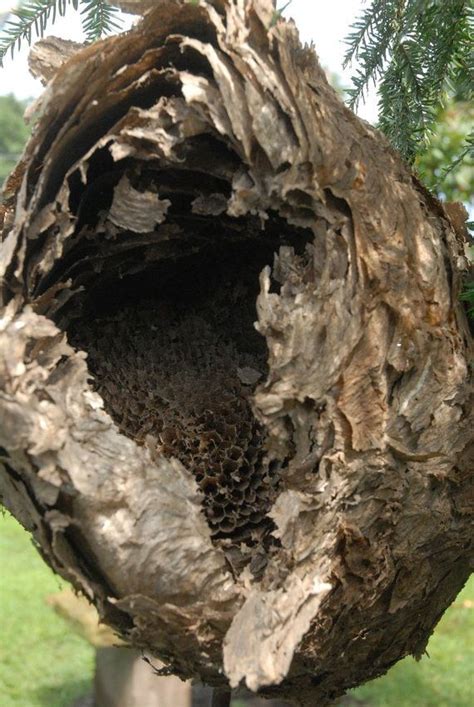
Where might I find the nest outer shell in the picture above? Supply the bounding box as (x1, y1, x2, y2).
(0, 1, 472, 704)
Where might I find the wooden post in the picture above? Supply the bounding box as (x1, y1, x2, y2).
(211, 688, 232, 707)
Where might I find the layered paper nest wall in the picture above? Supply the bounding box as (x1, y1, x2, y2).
(0, 1, 472, 704)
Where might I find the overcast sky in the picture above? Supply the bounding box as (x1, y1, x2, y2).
(0, 0, 379, 122)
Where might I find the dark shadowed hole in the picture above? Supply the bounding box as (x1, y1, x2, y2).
(63, 212, 312, 563)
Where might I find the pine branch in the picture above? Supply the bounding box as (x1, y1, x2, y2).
(461, 280, 474, 319)
(0, 0, 79, 66)
(416, 0, 471, 99)
(440, 129, 474, 180)
(343, 0, 387, 68)
(344, 0, 474, 162)
(344, 1, 399, 109)
(270, 1, 293, 29)
(80, 0, 122, 42)
(378, 60, 420, 162)
(0, 0, 123, 66)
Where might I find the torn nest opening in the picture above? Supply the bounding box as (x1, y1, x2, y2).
(44, 143, 314, 561)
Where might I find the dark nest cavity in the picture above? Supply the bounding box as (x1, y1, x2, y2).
(70, 240, 280, 550)
(47, 149, 313, 563)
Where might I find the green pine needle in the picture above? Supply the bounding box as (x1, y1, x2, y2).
(270, 1, 292, 29)
(80, 0, 122, 43)
(440, 129, 474, 181)
(0, 0, 123, 66)
(343, 0, 397, 105)
(344, 0, 473, 163)
(461, 280, 474, 318)
(0, 1, 79, 66)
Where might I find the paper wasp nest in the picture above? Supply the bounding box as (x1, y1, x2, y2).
(0, 1, 471, 705)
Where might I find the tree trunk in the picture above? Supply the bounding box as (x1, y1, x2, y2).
(0, 1, 472, 705)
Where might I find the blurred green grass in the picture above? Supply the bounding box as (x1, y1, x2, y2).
(0, 512, 94, 707)
(0, 511, 472, 706)
(349, 574, 474, 707)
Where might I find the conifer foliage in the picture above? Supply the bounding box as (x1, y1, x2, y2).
(344, 0, 473, 163)
(0, 0, 122, 64)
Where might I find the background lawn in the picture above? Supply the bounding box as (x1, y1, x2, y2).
(0, 512, 94, 707)
(0, 511, 472, 706)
